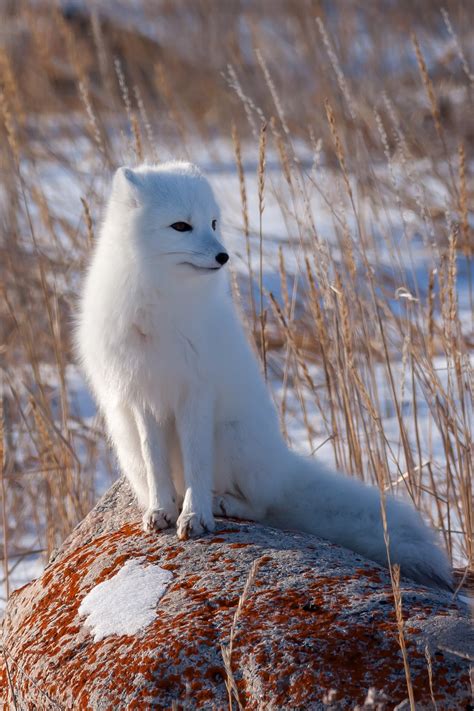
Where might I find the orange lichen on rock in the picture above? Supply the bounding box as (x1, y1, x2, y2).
(0, 479, 472, 710)
(0, 653, 8, 706)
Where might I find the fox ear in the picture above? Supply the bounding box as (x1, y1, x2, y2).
(112, 166, 144, 207)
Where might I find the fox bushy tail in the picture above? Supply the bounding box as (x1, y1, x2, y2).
(266, 452, 452, 590)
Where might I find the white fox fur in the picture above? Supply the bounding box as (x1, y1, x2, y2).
(77, 161, 452, 590)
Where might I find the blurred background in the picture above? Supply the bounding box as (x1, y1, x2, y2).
(1, 0, 472, 609)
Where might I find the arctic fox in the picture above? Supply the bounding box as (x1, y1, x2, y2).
(77, 161, 452, 590)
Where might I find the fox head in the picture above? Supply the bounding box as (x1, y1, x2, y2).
(106, 161, 229, 284)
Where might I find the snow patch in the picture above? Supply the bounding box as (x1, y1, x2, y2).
(79, 558, 172, 641)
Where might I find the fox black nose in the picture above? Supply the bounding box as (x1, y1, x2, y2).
(215, 252, 229, 266)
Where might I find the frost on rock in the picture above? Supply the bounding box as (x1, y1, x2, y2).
(79, 558, 172, 641)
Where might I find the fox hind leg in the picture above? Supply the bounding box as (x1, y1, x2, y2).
(213, 493, 265, 523)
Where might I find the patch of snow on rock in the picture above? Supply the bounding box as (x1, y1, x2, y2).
(79, 558, 172, 641)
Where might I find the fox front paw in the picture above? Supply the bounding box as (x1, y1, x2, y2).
(176, 511, 215, 540)
(143, 505, 178, 533)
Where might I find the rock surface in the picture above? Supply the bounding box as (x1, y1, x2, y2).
(1, 479, 472, 709)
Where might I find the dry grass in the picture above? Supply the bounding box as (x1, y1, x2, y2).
(0, 0, 472, 699)
(221, 557, 263, 710)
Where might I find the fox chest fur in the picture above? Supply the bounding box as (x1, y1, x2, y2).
(91, 282, 236, 421)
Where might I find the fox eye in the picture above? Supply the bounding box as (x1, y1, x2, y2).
(212, 219, 217, 231)
(170, 222, 192, 232)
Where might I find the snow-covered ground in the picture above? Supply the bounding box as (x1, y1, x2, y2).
(79, 558, 173, 641)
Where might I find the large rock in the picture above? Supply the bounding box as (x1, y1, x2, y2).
(1, 479, 472, 709)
